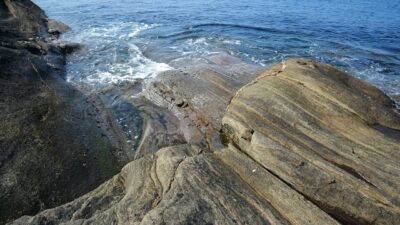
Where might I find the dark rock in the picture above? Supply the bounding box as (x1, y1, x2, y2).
(56, 41, 83, 54)
(0, 0, 47, 35)
(0, 0, 127, 223)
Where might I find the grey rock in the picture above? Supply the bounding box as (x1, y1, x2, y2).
(47, 19, 70, 35)
(0, 0, 127, 223)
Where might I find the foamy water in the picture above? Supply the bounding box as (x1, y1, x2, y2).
(64, 22, 172, 87)
(35, 0, 400, 99)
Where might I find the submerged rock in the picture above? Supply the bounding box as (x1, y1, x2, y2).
(10, 59, 400, 225)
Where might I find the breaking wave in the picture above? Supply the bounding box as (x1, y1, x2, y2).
(64, 22, 172, 87)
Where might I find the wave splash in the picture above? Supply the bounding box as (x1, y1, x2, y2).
(64, 22, 172, 87)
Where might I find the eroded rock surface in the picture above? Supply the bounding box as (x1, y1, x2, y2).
(10, 59, 400, 225)
(221, 59, 400, 225)
(143, 53, 261, 150)
(10, 144, 340, 225)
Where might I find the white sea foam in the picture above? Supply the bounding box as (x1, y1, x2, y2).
(222, 39, 242, 45)
(64, 22, 172, 87)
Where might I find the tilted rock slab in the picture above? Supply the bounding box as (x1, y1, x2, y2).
(11, 144, 340, 225)
(10, 59, 400, 225)
(222, 59, 400, 224)
(143, 53, 261, 150)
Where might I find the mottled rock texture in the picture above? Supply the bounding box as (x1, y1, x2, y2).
(0, 0, 127, 223)
(10, 59, 400, 225)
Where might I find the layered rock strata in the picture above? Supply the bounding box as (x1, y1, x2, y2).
(10, 59, 400, 225)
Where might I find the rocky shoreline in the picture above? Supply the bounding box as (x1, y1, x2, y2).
(0, 0, 127, 223)
(1, 1, 400, 225)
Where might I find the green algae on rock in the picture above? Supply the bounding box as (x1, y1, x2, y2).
(0, 0, 128, 223)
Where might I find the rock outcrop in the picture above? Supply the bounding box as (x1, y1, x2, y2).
(143, 54, 261, 150)
(10, 59, 400, 225)
(0, 0, 128, 223)
(3, 1, 400, 224)
(221, 59, 400, 225)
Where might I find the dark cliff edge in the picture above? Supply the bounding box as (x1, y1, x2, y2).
(2, 1, 400, 225)
(0, 0, 128, 223)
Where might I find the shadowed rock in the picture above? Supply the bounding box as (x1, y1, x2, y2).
(0, 0, 127, 223)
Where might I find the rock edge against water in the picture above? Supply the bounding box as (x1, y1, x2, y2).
(9, 57, 400, 225)
(0, 0, 127, 223)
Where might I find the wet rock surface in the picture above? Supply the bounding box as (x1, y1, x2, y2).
(143, 53, 261, 150)
(47, 19, 70, 36)
(0, 0, 127, 223)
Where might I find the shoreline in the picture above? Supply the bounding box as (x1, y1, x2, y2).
(1, 1, 400, 224)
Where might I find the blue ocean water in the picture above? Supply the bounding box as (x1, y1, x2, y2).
(34, 0, 400, 99)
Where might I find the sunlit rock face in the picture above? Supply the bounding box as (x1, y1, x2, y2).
(10, 59, 400, 225)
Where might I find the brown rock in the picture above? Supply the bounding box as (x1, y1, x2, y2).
(10, 59, 400, 225)
(57, 41, 82, 54)
(10, 144, 339, 225)
(222, 58, 400, 225)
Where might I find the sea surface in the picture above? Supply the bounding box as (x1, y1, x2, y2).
(34, 0, 400, 100)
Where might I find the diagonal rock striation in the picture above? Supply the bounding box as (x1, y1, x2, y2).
(10, 59, 400, 225)
(221, 59, 400, 225)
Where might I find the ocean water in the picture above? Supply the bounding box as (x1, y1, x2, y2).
(34, 0, 400, 99)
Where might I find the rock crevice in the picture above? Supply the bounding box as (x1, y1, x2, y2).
(9, 59, 400, 225)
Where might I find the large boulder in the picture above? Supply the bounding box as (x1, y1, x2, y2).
(10, 59, 400, 225)
(0, 0, 47, 35)
(222, 59, 400, 225)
